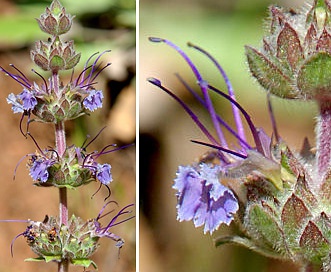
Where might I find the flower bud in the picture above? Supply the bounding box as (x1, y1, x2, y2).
(31, 39, 81, 72)
(246, 1, 331, 102)
(36, 0, 73, 36)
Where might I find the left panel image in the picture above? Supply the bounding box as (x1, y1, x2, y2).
(0, 0, 136, 271)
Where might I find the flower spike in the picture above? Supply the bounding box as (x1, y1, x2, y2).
(0, 0, 134, 270)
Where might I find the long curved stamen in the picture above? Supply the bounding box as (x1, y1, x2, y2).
(91, 182, 111, 200)
(149, 37, 225, 148)
(32, 69, 48, 92)
(175, 73, 229, 148)
(79, 82, 97, 89)
(1, 219, 31, 257)
(89, 62, 111, 84)
(92, 62, 111, 81)
(207, 83, 264, 155)
(11, 232, 24, 257)
(190, 140, 247, 159)
(27, 132, 46, 156)
(267, 92, 280, 142)
(78, 51, 111, 87)
(78, 52, 99, 85)
(148, 77, 221, 148)
(101, 204, 134, 234)
(47, 149, 60, 161)
(13, 153, 34, 180)
(82, 126, 107, 150)
(79, 67, 98, 87)
(96, 201, 117, 220)
(175, 73, 251, 150)
(88, 50, 111, 81)
(103, 185, 111, 201)
(10, 64, 30, 83)
(19, 112, 28, 138)
(91, 184, 102, 199)
(93, 143, 134, 160)
(0, 66, 32, 89)
(188, 42, 247, 150)
(93, 144, 117, 158)
(75, 64, 93, 86)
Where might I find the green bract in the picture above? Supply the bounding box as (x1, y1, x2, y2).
(215, 141, 331, 270)
(25, 215, 99, 269)
(246, 0, 331, 101)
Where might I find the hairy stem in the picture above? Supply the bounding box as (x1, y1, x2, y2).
(317, 101, 331, 186)
(54, 71, 69, 272)
(58, 259, 69, 272)
(300, 263, 321, 272)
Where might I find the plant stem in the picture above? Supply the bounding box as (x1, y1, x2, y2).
(55, 121, 66, 157)
(317, 101, 331, 186)
(58, 259, 69, 272)
(59, 187, 68, 226)
(301, 263, 321, 272)
(53, 71, 69, 272)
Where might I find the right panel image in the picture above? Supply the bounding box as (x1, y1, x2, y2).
(138, 0, 328, 271)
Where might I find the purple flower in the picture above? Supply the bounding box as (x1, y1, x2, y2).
(78, 129, 133, 188)
(73, 51, 110, 112)
(83, 90, 104, 111)
(7, 93, 24, 113)
(96, 163, 112, 185)
(7, 89, 37, 113)
(94, 201, 134, 247)
(148, 38, 283, 233)
(19, 89, 37, 111)
(174, 164, 238, 234)
(29, 156, 55, 182)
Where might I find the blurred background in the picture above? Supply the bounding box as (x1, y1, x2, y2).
(140, 0, 317, 271)
(0, 0, 135, 271)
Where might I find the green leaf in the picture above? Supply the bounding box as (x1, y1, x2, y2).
(245, 46, 297, 99)
(297, 52, 331, 99)
(25, 257, 45, 262)
(44, 255, 62, 263)
(246, 204, 285, 254)
(50, 55, 65, 70)
(71, 258, 98, 269)
(33, 53, 49, 71)
(66, 53, 81, 70)
(25, 255, 62, 263)
(214, 235, 283, 259)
